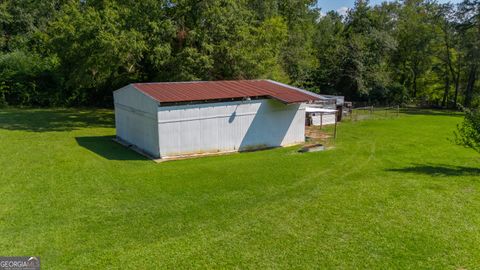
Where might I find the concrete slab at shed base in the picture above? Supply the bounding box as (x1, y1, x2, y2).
(113, 137, 303, 162)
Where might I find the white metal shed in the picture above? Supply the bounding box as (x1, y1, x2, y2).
(113, 80, 321, 159)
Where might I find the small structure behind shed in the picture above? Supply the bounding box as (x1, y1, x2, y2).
(305, 107, 338, 127)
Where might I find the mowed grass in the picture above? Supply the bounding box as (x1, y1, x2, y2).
(0, 108, 479, 269)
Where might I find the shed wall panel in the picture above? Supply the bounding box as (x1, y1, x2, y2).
(113, 85, 160, 157)
(157, 99, 305, 158)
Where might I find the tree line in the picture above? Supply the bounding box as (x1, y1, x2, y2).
(0, 0, 479, 107)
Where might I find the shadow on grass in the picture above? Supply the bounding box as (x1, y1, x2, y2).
(401, 108, 464, 117)
(76, 136, 146, 160)
(0, 108, 114, 132)
(386, 164, 480, 177)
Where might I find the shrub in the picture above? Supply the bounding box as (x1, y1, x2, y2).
(454, 107, 480, 153)
(0, 51, 61, 106)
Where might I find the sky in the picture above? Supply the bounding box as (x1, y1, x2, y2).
(316, 0, 464, 16)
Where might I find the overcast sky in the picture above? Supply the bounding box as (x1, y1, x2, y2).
(316, 0, 464, 16)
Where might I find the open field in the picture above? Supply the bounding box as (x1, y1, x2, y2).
(0, 108, 479, 269)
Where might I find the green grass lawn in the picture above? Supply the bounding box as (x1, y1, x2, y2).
(0, 108, 479, 269)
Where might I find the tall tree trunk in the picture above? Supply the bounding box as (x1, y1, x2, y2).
(453, 72, 460, 108)
(464, 65, 478, 108)
(442, 69, 450, 108)
(444, 34, 457, 108)
(412, 72, 418, 98)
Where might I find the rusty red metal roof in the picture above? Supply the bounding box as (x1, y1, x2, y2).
(131, 80, 320, 104)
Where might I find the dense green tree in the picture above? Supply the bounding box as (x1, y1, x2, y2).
(457, 0, 480, 107)
(0, 0, 479, 107)
(311, 11, 346, 94)
(44, 1, 147, 105)
(312, 0, 396, 102)
(433, 3, 462, 108)
(392, 0, 436, 100)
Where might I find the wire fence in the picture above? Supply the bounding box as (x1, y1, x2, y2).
(303, 105, 401, 148)
(346, 105, 400, 122)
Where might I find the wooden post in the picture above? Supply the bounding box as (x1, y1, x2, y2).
(334, 112, 338, 141)
(320, 113, 323, 130)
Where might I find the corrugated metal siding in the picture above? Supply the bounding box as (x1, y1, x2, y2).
(133, 80, 320, 104)
(113, 85, 160, 157)
(157, 99, 305, 158)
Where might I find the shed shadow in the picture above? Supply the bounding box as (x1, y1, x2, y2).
(386, 163, 480, 177)
(76, 136, 146, 160)
(229, 111, 237, 123)
(0, 108, 114, 132)
(239, 100, 298, 151)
